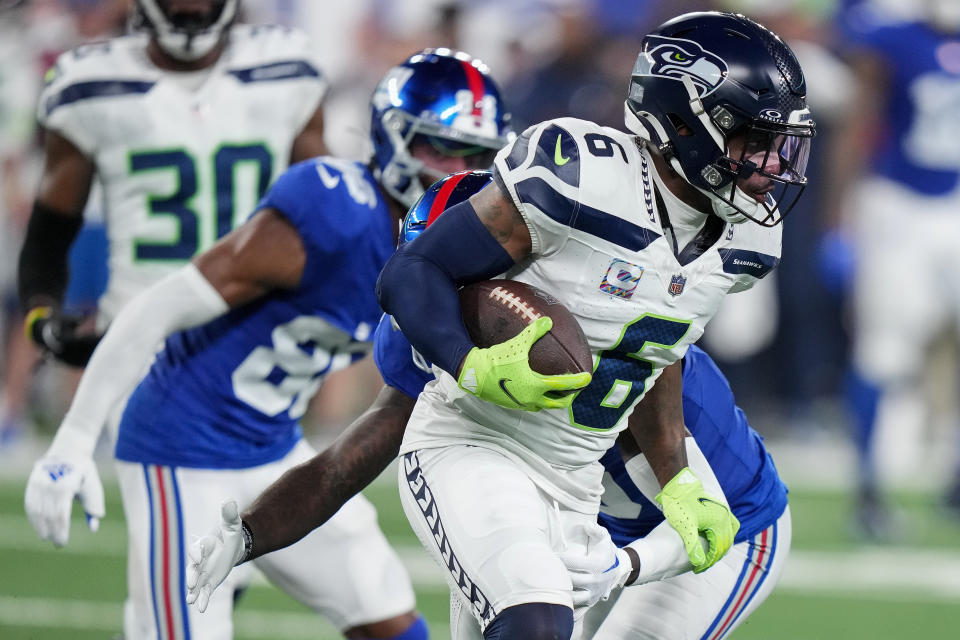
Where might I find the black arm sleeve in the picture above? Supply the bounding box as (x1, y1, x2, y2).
(376, 199, 516, 376)
(17, 201, 84, 312)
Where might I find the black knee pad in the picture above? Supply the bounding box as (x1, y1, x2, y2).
(483, 603, 573, 640)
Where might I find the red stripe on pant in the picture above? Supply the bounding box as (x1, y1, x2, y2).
(710, 528, 769, 640)
(155, 466, 178, 639)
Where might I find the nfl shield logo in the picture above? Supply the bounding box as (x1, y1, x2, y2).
(668, 273, 687, 297)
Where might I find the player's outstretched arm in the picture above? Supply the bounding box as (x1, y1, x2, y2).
(25, 209, 306, 547)
(563, 434, 738, 602)
(627, 360, 688, 486)
(242, 384, 415, 557)
(626, 361, 738, 571)
(186, 385, 415, 610)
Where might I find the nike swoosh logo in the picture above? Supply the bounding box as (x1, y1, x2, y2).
(316, 162, 340, 189)
(698, 497, 725, 509)
(498, 378, 523, 407)
(554, 134, 570, 166)
(603, 556, 619, 573)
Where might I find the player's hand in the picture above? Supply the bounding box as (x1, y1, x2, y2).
(457, 316, 591, 411)
(25, 306, 102, 367)
(186, 500, 246, 613)
(24, 454, 105, 547)
(656, 467, 739, 573)
(561, 541, 633, 609)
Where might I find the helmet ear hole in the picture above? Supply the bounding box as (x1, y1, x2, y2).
(667, 114, 693, 136)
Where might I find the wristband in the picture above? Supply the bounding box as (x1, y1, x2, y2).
(238, 521, 254, 565)
(623, 546, 641, 586)
(24, 306, 52, 340)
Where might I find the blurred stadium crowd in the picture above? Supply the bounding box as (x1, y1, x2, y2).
(1, 0, 960, 540)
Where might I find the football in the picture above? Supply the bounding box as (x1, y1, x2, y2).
(458, 279, 593, 378)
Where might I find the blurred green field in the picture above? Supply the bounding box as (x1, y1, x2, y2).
(1, 472, 958, 639)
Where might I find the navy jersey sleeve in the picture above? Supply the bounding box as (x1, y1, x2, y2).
(372, 314, 435, 399)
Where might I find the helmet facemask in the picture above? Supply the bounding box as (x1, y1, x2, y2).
(700, 110, 814, 226)
(375, 109, 505, 208)
(137, 0, 238, 62)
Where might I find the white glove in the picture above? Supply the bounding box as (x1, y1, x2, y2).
(24, 454, 105, 547)
(561, 541, 633, 609)
(186, 500, 246, 613)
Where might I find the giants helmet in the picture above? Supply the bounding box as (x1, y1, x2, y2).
(371, 49, 512, 209)
(625, 12, 815, 226)
(400, 171, 494, 246)
(134, 0, 238, 62)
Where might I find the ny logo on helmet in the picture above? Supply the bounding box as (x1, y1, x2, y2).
(634, 35, 728, 98)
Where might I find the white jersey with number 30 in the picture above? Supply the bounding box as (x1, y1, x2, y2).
(37, 25, 327, 325)
(400, 117, 782, 512)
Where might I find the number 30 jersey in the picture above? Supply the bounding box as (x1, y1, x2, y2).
(115, 158, 395, 469)
(400, 118, 783, 512)
(38, 25, 328, 326)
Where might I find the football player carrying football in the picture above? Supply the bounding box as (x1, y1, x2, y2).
(185, 170, 792, 639)
(24, 49, 511, 640)
(377, 12, 813, 637)
(19, 0, 328, 366)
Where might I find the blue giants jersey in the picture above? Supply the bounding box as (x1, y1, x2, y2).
(115, 157, 395, 468)
(373, 313, 788, 544)
(373, 314, 434, 400)
(840, 6, 960, 195)
(597, 345, 788, 545)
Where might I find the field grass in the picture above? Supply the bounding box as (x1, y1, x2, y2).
(1, 471, 958, 639)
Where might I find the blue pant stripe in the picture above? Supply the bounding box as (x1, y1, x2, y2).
(715, 520, 779, 639)
(699, 538, 756, 640)
(143, 464, 164, 640)
(170, 467, 191, 640)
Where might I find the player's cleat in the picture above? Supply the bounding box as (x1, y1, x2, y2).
(851, 486, 903, 543)
(940, 477, 960, 521)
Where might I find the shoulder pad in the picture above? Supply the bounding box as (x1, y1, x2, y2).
(226, 24, 322, 72)
(38, 35, 155, 124)
(495, 118, 659, 255)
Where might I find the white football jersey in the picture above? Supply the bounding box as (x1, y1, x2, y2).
(37, 25, 328, 325)
(400, 118, 782, 512)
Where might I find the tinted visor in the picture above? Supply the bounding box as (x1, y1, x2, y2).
(735, 124, 812, 184)
(414, 134, 500, 170)
(715, 121, 814, 226)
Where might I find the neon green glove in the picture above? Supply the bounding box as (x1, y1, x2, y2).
(457, 316, 592, 411)
(656, 467, 740, 573)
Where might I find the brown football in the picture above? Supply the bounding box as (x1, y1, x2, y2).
(458, 279, 593, 379)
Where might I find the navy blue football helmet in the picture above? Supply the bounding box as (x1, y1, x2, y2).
(625, 12, 815, 226)
(399, 171, 493, 246)
(135, 0, 238, 61)
(371, 49, 512, 209)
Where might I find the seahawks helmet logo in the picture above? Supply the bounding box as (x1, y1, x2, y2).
(635, 35, 728, 97)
